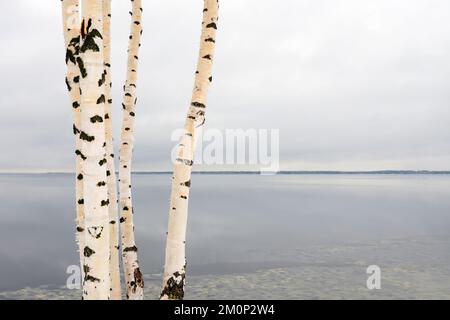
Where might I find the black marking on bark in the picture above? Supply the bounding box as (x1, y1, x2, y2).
(81, 19, 86, 39)
(72, 101, 80, 109)
(106, 170, 111, 176)
(99, 158, 107, 166)
(73, 76, 80, 83)
(90, 115, 104, 123)
(78, 198, 84, 205)
(125, 93, 132, 97)
(97, 181, 106, 187)
(110, 220, 116, 224)
(75, 149, 87, 160)
(202, 54, 212, 60)
(101, 199, 110, 206)
(180, 180, 191, 188)
(83, 246, 95, 257)
(130, 111, 135, 117)
(188, 116, 195, 120)
(160, 270, 185, 300)
(80, 21, 103, 53)
(180, 195, 187, 199)
(205, 37, 215, 43)
(206, 22, 217, 29)
(65, 77, 71, 91)
(80, 131, 95, 142)
(73, 124, 80, 135)
(123, 206, 129, 211)
(97, 94, 106, 104)
(66, 49, 76, 65)
(209, 76, 213, 82)
(134, 21, 140, 25)
(77, 174, 83, 180)
(119, 217, 126, 223)
(88, 226, 104, 239)
(85, 275, 100, 283)
(123, 246, 138, 252)
(76, 57, 87, 78)
(191, 102, 206, 108)
(131, 268, 144, 293)
(76, 226, 84, 232)
(107, 99, 113, 104)
(104, 113, 110, 120)
(176, 158, 193, 166)
(98, 70, 106, 86)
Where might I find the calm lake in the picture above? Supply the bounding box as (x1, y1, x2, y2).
(0, 173, 450, 299)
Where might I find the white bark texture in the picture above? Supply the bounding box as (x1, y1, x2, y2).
(160, 0, 219, 300)
(102, 0, 121, 300)
(119, 0, 144, 300)
(79, 0, 111, 300)
(61, 0, 85, 284)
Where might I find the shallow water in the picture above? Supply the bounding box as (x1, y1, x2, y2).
(0, 173, 449, 299)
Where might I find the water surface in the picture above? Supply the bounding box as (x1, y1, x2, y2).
(0, 173, 449, 299)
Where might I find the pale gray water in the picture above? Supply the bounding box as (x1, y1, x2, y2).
(0, 173, 450, 299)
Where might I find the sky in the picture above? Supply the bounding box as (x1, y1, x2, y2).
(1, 0, 450, 172)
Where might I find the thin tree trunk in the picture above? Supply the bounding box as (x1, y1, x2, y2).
(79, 0, 111, 300)
(102, 0, 121, 300)
(61, 0, 85, 285)
(160, 0, 219, 300)
(119, 0, 144, 300)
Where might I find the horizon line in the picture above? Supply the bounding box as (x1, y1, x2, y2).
(1, 169, 450, 175)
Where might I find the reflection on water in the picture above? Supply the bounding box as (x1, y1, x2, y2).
(0, 173, 450, 299)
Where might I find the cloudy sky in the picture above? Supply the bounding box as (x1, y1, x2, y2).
(1, 0, 450, 172)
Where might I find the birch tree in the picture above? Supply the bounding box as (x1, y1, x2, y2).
(119, 0, 145, 300)
(102, 0, 121, 300)
(160, 0, 220, 300)
(61, 0, 85, 283)
(79, 0, 111, 300)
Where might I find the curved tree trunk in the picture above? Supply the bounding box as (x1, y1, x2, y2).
(160, 0, 219, 300)
(102, 0, 121, 300)
(61, 0, 85, 286)
(119, 0, 144, 300)
(79, 0, 111, 300)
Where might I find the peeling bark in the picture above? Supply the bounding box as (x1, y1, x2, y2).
(161, 0, 219, 300)
(119, 0, 144, 300)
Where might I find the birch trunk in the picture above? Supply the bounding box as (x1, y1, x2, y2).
(119, 0, 144, 300)
(79, 0, 111, 300)
(160, 0, 219, 300)
(61, 0, 86, 285)
(102, 0, 121, 300)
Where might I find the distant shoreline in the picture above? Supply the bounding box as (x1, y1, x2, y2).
(1, 170, 450, 175)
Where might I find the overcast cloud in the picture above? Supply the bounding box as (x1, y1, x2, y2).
(1, 0, 450, 171)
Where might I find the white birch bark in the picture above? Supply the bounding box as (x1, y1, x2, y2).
(79, 0, 111, 300)
(160, 0, 219, 300)
(61, 0, 86, 286)
(102, 0, 121, 300)
(119, 0, 144, 300)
